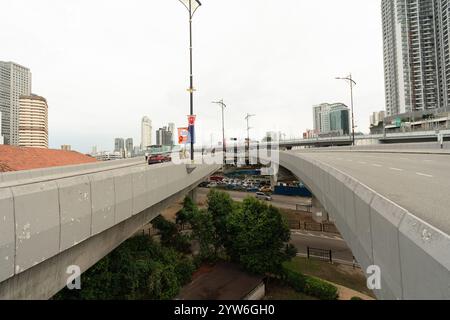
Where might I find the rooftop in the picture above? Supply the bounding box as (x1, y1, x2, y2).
(177, 262, 264, 300)
(0, 145, 96, 172)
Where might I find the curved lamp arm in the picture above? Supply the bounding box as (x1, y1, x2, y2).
(178, 0, 202, 17)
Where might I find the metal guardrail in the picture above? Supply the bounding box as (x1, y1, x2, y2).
(289, 220, 340, 235)
(296, 203, 313, 213)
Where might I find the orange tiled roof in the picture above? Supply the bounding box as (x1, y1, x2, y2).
(0, 145, 97, 172)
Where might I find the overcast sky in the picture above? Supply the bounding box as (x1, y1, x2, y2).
(1, 0, 385, 153)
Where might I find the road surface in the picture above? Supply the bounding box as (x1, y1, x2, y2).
(290, 231, 354, 263)
(296, 151, 450, 234)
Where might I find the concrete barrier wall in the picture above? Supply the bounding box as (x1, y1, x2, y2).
(0, 161, 220, 288)
(274, 152, 450, 300)
(0, 158, 143, 184)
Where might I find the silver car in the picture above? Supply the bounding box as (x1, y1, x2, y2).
(256, 192, 272, 201)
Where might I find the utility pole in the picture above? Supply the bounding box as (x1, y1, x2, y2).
(212, 100, 227, 167)
(336, 74, 357, 146)
(245, 113, 256, 147)
(245, 114, 256, 165)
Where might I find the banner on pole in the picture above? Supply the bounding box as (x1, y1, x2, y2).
(187, 125, 195, 144)
(188, 115, 196, 126)
(178, 128, 189, 145)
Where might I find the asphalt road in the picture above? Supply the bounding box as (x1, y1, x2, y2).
(294, 151, 450, 234)
(290, 231, 354, 263)
(196, 187, 311, 210)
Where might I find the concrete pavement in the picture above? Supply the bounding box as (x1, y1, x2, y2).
(298, 151, 450, 235)
(290, 231, 354, 263)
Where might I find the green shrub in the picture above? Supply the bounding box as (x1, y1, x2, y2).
(351, 296, 363, 300)
(283, 269, 306, 292)
(304, 276, 339, 300)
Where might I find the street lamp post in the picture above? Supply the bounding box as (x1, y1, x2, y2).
(212, 100, 227, 167)
(178, 0, 202, 161)
(245, 113, 256, 147)
(245, 114, 255, 165)
(336, 74, 357, 146)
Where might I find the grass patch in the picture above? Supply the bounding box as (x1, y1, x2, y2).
(284, 257, 375, 298)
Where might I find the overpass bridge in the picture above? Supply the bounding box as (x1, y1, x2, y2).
(0, 157, 220, 299)
(257, 147, 450, 300)
(0, 145, 449, 300)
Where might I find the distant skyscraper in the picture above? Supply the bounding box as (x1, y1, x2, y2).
(329, 104, 350, 135)
(126, 138, 133, 156)
(141, 116, 152, 150)
(0, 61, 32, 145)
(313, 103, 349, 135)
(370, 111, 386, 127)
(382, 0, 450, 116)
(168, 122, 175, 146)
(156, 127, 173, 146)
(18, 94, 49, 148)
(313, 103, 331, 134)
(61, 145, 71, 151)
(114, 138, 125, 153)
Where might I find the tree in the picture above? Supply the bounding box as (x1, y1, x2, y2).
(190, 209, 220, 262)
(54, 236, 194, 300)
(176, 196, 197, 225)
(206, 189, 234, 248)
(225, 197, 296, 275)
(152, 215, 191, 254)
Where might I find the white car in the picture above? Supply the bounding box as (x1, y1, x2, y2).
(256, 192, 272, 201)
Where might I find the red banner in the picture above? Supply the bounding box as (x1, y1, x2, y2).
(188, 115, 196, 126)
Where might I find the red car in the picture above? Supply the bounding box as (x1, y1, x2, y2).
(148, 154, 172, 165)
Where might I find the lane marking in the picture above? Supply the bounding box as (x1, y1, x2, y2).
(358, 161, 367, 164)
(389, 167, 404, 172)
(372, 164, 382, 167)
(416, 172, 433, 178)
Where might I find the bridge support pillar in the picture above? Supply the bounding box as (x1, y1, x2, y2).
(188, 188, 198, 203)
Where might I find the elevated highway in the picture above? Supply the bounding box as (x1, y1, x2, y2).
(265, 148, 450, 300)
(0, 157, 220, 299)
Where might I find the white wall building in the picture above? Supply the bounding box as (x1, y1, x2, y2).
(141, 116, 152, 150)
(18, 94, 49, 148)
(313, 103, 348, 135)
(0, 61, 32, 145)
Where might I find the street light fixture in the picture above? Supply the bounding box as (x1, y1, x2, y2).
(212, 100, 227, 167)
(178, 0, 202, 162)
(336, 74, 357, 146)
(245, 114, 256, 164)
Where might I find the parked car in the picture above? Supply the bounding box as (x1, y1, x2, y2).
(208, 182, 218, 188)
(259, 186, 272, 193)
(199, 181, 209, 188)
(148, 154, 172, 165)
(256, 192, 272, 201)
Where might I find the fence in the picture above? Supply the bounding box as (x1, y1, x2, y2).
(295, 203, 313, 213)
(307, 247, 333, 263)
(288, 220, 340, 234)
